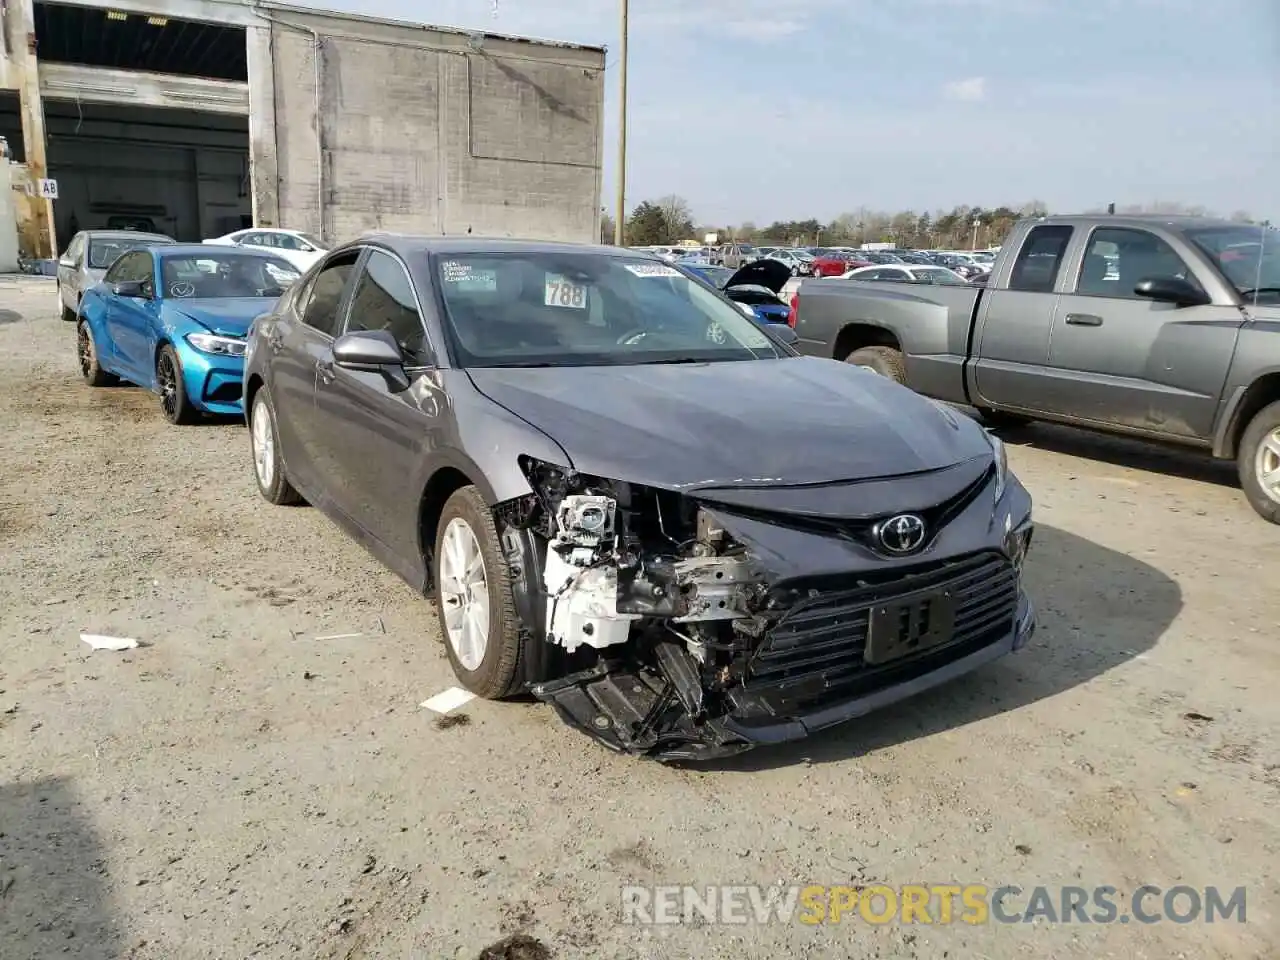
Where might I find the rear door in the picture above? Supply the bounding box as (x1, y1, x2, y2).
(269, 250, 360, 495)
(313, 248, 442, 563)
(970, 224, 1075, 411)
(1040, 225, 1242, 439)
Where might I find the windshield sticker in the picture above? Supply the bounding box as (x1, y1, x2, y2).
(441, 261, 497, 291)
(544, 274, 587, 309)
(625, 263, 681, 278)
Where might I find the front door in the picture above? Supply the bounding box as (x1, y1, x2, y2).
(970, 223, 1075, 412)
(57, 234, 85, 315)
(312, 248, 444, 565)
(1042, 225, 1242, 439)
(101, 251, 155, 379)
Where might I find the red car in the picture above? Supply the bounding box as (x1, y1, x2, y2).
(809, 250, 872, 277)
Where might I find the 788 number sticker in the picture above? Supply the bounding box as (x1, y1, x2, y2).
(544, 275, 587, 309)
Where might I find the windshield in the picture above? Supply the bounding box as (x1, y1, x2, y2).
(1186, 226, 1280, 303)
(159, 253, 301, 299)
(88, 238, 169, 269)
(431, 253, 785, 368)
(913, 267, 969, 285)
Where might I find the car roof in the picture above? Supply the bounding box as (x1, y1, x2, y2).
(84, 230, 172, 241)
(347, 235, 668, 260)
(154, 243, 290, 257)
(1028, 214, 1247, 230)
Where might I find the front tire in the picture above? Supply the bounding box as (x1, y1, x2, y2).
(156, 344, 198, 425)
(845, 345, 907, 384)
(77, 319, 116, 387)
(434, 486, 530, 699)
(249, 388, 301, 505)
(1238, 400, 1280, 524)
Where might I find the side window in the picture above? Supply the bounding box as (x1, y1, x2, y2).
(1076, 227, 1201, 299)
(274, 234, 304, 251)
(299, 254, 357, 336)
(344, 250, 428, 362)
(1008, 225, 1074, 293)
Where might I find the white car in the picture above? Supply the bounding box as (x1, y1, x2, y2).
(841, 264, 971, 285)
(202, 228, 328, 272)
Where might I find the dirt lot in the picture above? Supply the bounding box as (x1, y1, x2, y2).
(1, 277, 1277, 959)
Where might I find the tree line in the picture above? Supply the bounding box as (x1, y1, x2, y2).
(609, 198, 1261, 249)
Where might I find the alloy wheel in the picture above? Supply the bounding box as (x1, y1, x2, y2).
(77, 323, 94, 378)
(251, 397, 276, 489)
(1256, 427, 1280, 505)
(157, 354, 178, 419)
(439, 517, 489, 671)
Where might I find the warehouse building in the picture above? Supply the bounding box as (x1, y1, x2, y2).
(0, 0, 606, 262)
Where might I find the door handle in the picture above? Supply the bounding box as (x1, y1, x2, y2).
(315, 359, 335, 384)
(1065, 313, 1103, 327)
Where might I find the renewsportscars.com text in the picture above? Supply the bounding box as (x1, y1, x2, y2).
(620, 884, 1247, 926)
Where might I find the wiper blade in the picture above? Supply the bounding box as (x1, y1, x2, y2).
(1237, 287, 1280, 298)
(637, 356, 710, 365)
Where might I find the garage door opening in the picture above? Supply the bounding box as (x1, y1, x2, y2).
(0, 99, 250, 248)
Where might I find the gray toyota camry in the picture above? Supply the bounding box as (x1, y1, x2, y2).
(242, 235, 1036, 761)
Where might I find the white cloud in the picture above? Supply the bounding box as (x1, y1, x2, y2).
(723, 19, 805, 42)
(942, 76, 987, 101)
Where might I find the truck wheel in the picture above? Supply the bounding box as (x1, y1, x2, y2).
(979, 409, 1034, 430)
(1238, 400, 1280, 524)
(845, 346, 906, 384)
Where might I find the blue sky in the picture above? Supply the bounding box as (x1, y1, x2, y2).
(328, 0, 1279, 226)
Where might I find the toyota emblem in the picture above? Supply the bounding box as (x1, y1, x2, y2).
(874, 513, 927, 555)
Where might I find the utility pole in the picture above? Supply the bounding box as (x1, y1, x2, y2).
(613, 0, 628, 246)
(11, 0, 56, 260)
(971, 217, 981, 250)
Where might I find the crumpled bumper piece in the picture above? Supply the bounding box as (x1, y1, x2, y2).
(531, 588, 1035, 764)
(530, 662, 756, 763)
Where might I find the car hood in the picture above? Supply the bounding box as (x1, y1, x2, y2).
(724, 258, 792, 293)
(164, 298, 278, 336)
(468, 356, 992, 492)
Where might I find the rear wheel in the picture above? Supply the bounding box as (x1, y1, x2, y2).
(434, 486, 531, 699)
(77, 319, 116, 387)
(156, 344, 198, 425)
(845, 345, 906, 384)
(1238, 400, 1280, 524)
(249, 388, 301, 505)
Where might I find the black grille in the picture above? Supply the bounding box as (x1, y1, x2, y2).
(206, 381, 243, 403)
(745, 552, 1017, 708)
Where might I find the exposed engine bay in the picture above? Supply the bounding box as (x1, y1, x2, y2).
(495, 457, 1034, 763)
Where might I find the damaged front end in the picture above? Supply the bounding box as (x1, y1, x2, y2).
(496, 455, 1036, 763)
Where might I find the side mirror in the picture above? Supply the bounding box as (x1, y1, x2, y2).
(1133, 276, 1210, 307)
(111, 280, 150, 299)
(332, 330, 410, 392)
(59, 257, 74, 268)
(771, 323, 799, 346)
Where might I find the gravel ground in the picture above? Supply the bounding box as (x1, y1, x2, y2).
(1, 277, 1277, 959)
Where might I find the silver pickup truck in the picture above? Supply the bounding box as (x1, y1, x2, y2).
(789, 215, 1280, 524)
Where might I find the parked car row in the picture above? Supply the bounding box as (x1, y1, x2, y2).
(54, 229, 1037, 761)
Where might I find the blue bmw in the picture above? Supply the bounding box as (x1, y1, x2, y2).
(75, 244, 301, 423)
